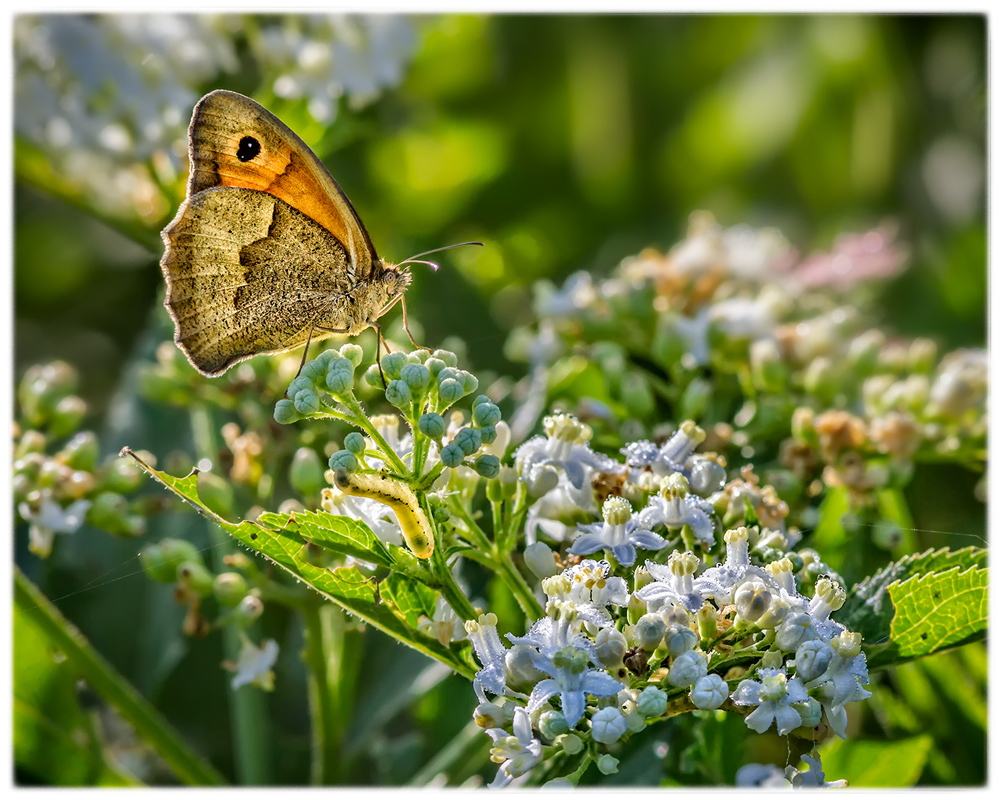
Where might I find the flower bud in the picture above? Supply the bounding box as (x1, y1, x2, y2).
(274, 399, 300, 425)
(668, 650, 708, 688)
(141, 538, 201, 584)
(343, 432, 366, 454)
(380, 352, 407, 381)
(689, 459, 726, 497)
(596, 754, 620, 775)
(290, 447, 324, 498)
(234, 594, 264, 625)
(734, 578, 772, 624)
(418, 413, 446, 439)
(696, 604, 717, 641)
(474, 702, 506, 729)
(558, 733, 583, 755)
(664, 624, 699, 657)
(690, 674, 728, 710)
(364, 363, 385, 388)
(537, 709, 569, 739)
(325, 358, 356, 395)
(287, 375, 315, 399)
(635, 613, 666, 651)
(58, 431, 99, 472)
(177, 560, 215, 597)
(795, 640, 833, 681)
(473, 401, 502, 428)
(591, 707, 627, 744)
(102, 458, 144, 493)
(400, 363, 431, 393)
(86, 491, 128, 532)
(636, 686, 667, 717)
(473, 454, 501, 479)
(440, 443, 466, 468)
(505, 644, 546, 687)
(50, 395, 87, 438)
(454, 427, 483, 456)
(594, 626, 628, 667)
(457, 371, 479, 396)
(524, 542, 559, 580)
(300, 357, 329, 385)
(438, 378, 464, 405)
(293, 388, 320, 415)
(794, 696, 823, 728)
(213, 572, 249, 606)
(339, 343, 364, 368)
(433, 349, 458, 368)
(385, 380, 412, 408)
(328, 450, 358, 473)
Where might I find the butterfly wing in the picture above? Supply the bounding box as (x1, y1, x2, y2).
(182, 89, 379, 277)
(162, 187, 362, 376)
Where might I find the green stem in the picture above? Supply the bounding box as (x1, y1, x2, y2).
(337, 393, 409, 475)
(191, 404, 272, 785)
(495, 556, 544, 621)
(302, 600, 359, 784)
(446, 497, 493, 553)
(422, 495, 478, 621)
(14, 568, 226, 786)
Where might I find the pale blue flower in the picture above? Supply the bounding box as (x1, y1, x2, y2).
(231, 637, 279, 690)
(638, 473, 718, 547)
(731, 667, 808, 735)
(527, 646, 622, 728)
(590, 706, 628, 744)
(515, 413, 623, 492)
(569, 496, 665, 567)
(691, 674, 729, 710)
(636, 551, 721, 614)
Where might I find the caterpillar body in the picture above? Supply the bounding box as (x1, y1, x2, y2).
(333, 469, 434, 559)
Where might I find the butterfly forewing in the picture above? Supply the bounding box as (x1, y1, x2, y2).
(184, 90, 379, 277)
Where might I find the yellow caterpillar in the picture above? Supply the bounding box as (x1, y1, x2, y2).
(333, 469, 434, 559)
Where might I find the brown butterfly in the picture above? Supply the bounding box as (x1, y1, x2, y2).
(160, 89, 478, 377)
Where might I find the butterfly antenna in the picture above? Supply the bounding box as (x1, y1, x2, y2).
(397, 241, 484, 271)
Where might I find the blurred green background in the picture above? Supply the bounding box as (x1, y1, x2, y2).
(14, 13, 986, 786)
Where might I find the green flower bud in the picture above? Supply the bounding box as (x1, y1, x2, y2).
(636, 686, 668, 717)
(58, 431, 99, 472)
(293, 388, 321, 415)
(380, 352, 408, 381)
(596, 754, 619, 776)
(364, 363, 386, 388)
(453, 427, 482, 456)
(142, 539, 200, 584)
(479, 425, 497, 445)
(325, 357, 356, 395)
(86, 491, 128, 532)
(213, 572, 249, 606)
(418, 413, 446, 439)
(399, 363, 431, 393)
(558, 733, 583, 755)
(486, 475, 504, 503)
(433, 349, 458, 368)
(287, 375, 315, 400)
(198, 472, 234, 518)
(15, 430, 47, 460)
(339, 343, 364, 368)
(290, 447, 325, 498)
(472, 402, 502, 427)
(537, 710, 569, 739)
(440, 443, 465, 468)
(472, 394, 492, 408)
(177, 560, 215, 597)
(436, 367, 457, 384)
(300, 357, 329, 385)
(385, 380, 412, 408)
(438, 379, 464, 405)
(328, 450, 358, 473)
(343, 432, 366, 454)
(458, 370, 479, 396)
(102, 458, 143, 493)
(274, 399, 300, 425)
(234, 595, 264, 625)
(473, 454, 500, 479)
(425, 357, 447, 377)
(50, 395, 87, 438)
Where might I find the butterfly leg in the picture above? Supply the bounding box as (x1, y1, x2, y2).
(399, 295, 430, 351)
(288, 324, 351, 393)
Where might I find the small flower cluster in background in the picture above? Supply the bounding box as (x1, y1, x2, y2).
(506, 212, 986, 525)
(13, 361, 150, 557)
(14, 14, 418, 229)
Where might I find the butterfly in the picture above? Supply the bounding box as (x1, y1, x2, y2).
(160, 89, 478, 377)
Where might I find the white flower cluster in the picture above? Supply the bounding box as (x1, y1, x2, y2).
(468, 413, 868, 787)
(14, 14, 418, 223)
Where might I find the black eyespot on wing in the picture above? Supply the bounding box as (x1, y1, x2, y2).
(237, 136, 262, 162)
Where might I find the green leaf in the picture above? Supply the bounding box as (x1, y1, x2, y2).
(258, 509, 429, 580)
(379, 573, 438, 629)
(836, 547, 988, 670)
(817, 735, 933, 787)
(121, 449, 474, 680)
